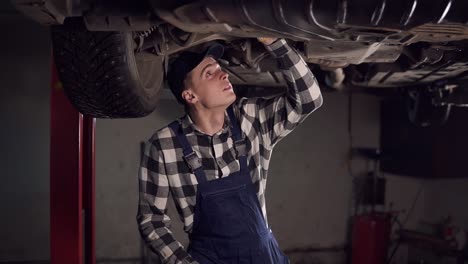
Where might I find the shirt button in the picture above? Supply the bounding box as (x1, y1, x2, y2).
(217, 159, 223, 165)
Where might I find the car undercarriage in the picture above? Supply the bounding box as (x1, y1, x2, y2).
(11, 0, 468, 125)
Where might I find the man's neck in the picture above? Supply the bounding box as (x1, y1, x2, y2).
(188, 106, 227, 136)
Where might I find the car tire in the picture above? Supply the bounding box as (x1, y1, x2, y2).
(51, 18, 164, 118)
(406, 89, 451, 127)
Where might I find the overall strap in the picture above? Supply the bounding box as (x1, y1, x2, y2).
(227, 107, 248, 171)
(168, 121, 207, 183)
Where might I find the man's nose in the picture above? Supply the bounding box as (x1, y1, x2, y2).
(220, 71, 229, 80)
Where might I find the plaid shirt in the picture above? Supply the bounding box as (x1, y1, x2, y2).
(137, 39, 323, 264)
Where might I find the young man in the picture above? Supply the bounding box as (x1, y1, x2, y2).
(137, 38, 323, 264)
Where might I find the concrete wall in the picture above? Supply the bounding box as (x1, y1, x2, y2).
(0, 15, 51, 262)
(423, 179, 468, 231)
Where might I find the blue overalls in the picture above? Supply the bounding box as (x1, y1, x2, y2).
(169, 107, 289, 264)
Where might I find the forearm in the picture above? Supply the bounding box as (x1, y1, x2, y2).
(237, 39, 323, 146)
(265, 39, 323, 115)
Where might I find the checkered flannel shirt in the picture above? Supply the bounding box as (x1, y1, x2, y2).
(137, 39, 323, 264)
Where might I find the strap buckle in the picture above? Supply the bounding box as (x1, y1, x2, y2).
(184, 152, 202, 172)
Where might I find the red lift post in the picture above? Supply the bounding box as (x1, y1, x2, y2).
(50, 60, 96, 264)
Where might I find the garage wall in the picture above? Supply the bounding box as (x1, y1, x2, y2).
(0, 15, 51, 262)
(424, 178, 468, 231)
(268, 93, 369, 249)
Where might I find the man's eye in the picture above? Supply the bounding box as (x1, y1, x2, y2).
(206, 71, 212, 77)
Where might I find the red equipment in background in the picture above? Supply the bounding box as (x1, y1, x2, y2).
(50, 59, 96, 264)
(351, 213, 392, 264)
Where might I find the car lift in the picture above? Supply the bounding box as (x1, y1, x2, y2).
(50, 60, 96, 264)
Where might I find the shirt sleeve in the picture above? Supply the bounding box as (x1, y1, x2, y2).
(238, 39, 323, 147)
(137, 141, 199, 264)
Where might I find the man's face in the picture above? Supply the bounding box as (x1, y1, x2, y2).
(183, 56, 235, 109)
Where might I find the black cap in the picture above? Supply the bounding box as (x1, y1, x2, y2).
(167, 43, 224, 104)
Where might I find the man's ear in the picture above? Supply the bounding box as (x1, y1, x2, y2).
(182, 89, 197, 105)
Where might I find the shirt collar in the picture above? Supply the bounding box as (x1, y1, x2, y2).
(180, 110, 233, 136)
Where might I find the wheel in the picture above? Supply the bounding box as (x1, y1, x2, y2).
(406, 89, 451, 127)
(51, 18, 164, 118)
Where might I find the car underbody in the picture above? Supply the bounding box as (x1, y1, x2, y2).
(11, 0, 468, 124)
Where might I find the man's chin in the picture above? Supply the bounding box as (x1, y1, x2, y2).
(207, 93, 236, 109)
(228, 94, 237, 105)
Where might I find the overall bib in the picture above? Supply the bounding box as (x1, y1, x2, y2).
(168, 107, 289, 264)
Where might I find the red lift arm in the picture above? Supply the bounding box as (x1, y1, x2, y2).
(50, 60, 96, 264)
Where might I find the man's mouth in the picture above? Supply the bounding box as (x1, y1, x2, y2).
(223, 84, 233, 91)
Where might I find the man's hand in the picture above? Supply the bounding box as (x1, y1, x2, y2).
(257, 37, 278, 46)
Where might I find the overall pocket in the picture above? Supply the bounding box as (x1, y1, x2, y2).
(198, 184, 248, 238)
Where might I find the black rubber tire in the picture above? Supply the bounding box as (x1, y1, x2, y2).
(406, 89, 451, 127)
(51, 18, 164, 118)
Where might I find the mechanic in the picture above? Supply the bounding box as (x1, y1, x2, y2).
(137, 37, 323, 264)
